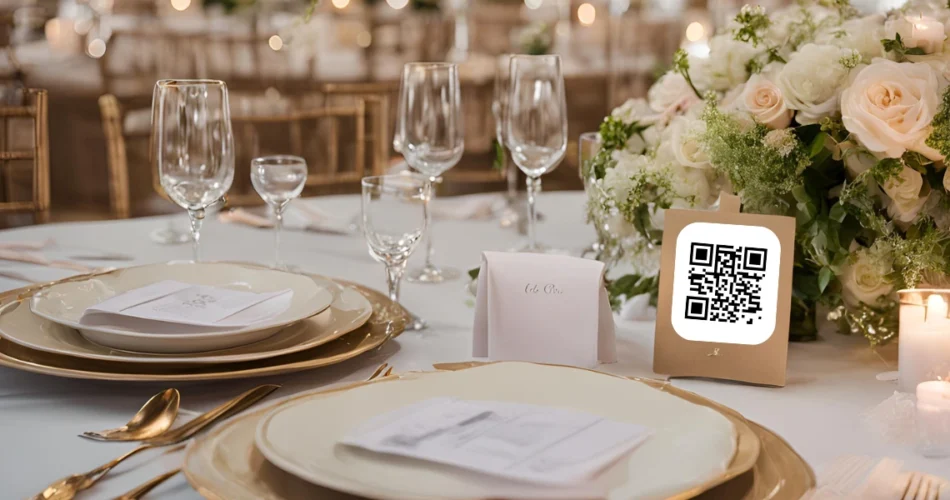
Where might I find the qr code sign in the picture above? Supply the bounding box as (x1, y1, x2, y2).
(671, 223, 780, 345)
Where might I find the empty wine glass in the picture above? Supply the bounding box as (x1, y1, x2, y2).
(505, 55, 567, 253)
(152, 79, 234, 262)
(492, 53, 524, 230)
(251, 155, 308, 270)
(396, 62, 465, 284)
(361, 175, 430, 331)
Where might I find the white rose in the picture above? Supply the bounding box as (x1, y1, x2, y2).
(885, 15, 946, 55)
(670, 165, 713, 208)
(767, 4, 840, 48)
(943, 169, 950, 193)
(691, 35, 759, 92)
(841, 59, 943, 160)
(647, 72, 699, 114)
(611, 98, 654, 126)
(816, 15, 886, 63)
(840, 245, 894, 307)
(741, 74, 794, 129)
(838, 141, 877, 177)
(776, 44, 855, 125)
(881, 166, 929, 223)
(669, 116, 711, 169)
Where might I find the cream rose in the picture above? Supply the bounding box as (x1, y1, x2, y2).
(841, 59, 942, 160)
(881, 166, 929, 223)
(840, 245, 894, 307)
(884, 15, 946, 55)
(776, 44, 855, 125)
(611, 98, 654, 126)
(816, 15, 886, 63)
(647, 72, 699, 114)
(741, 74, 794, 130)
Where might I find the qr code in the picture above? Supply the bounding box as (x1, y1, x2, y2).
(671, 222, 780, 345)
(684, 243, 766, 325)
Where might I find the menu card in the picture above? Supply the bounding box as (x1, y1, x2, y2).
(80, 280, 293, 329)
(342, 398, 652, 486)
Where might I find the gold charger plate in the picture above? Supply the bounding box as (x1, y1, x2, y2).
(183, 365, 813, 500)
(0, 267, 408, 382)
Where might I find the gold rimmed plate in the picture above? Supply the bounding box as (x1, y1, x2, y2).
(0, 276, 373, 364)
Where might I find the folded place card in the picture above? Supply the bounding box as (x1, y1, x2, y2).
(341, 397, 652, 486)
(80, 280, 293, 330)
(473, 251, 616, 368)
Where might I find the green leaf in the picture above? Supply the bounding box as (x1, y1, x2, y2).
(808, 132, 828, 158)
(468, 268, 480, 280)
(491, 139, 505, 171)
(829, 203, 847, 223)
(818, 267, 834, 293)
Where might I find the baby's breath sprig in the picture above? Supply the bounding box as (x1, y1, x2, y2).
(733, 5, 771, 47)
(672, 49, 702, 99)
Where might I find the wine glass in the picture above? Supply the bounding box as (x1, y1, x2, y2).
(505, 55, 567, 253)
(251, 155, 308, 270)
(361, 175, 430, 331)
(579, 131, 603, 257)
(396, 62, 465, 284)
(492, 53, 523, 230)
(152, 79, 234, 262)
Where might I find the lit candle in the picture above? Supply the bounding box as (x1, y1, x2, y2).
(916, 380, 950, 457)
(897, 290, 950, 392)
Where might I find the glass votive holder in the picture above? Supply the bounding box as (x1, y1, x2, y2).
(898, 289, 950, 392)
(916, 380, 950, 458)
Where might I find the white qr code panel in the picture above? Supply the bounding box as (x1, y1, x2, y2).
(670, 222, 781, 345)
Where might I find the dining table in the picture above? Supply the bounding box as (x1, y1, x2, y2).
(0, 190, 947, 499)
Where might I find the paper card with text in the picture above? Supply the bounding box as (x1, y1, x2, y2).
(473, 252, 616, 368)
(654, 194, 794, 387)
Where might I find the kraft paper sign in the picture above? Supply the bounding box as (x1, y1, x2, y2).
(653, 194, 795, 387)
(473, 251, 616, 368)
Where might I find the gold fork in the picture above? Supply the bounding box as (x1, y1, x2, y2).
(112, 366, 397, 499)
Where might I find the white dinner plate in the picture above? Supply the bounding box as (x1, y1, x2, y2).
(0, 276, 372, 364)
(29, 262, 334, 353)
(255, 362, 737, 500)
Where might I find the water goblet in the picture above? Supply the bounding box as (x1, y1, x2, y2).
(152, 79, 235, 262)
(492, 53, 523, 230)
(505, 54, 568, 253)
(396, 62, 465, 284)
(250, 155, 308, 270)
(361, 175, 430, 331)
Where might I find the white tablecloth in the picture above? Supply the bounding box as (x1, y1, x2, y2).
(0, 191, 946, 499)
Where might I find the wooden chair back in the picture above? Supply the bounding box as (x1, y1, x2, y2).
(0, 89, 49, 223)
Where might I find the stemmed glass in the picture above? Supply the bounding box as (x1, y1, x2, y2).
(361, 175, 430, 331)
(579, 132, 604, 258)
(396, 62, 465, 284)
(491, 53, 523, 229)
(505, 55, 567, 253)
(152, 79, 234, 262)
(251, 155, 308, 270)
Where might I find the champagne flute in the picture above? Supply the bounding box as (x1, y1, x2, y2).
(250, 155, 308, 270)
(505, 55, 567, 253)
(491, 53, 523, 229)
(396, 62, 465, 284)
(361, 175, 430, 331)
(152, 79, 234, 262)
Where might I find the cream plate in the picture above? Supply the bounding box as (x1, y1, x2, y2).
(0, 277, 371, 364)
(254, 363, 738, 500)
(29, 262, 334, 353)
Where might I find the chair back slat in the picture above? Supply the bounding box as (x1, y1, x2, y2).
(0, 89, 49, 223)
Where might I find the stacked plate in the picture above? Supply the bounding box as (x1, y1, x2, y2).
(0, 262, 408, 381)
(183, 362, 816, 500)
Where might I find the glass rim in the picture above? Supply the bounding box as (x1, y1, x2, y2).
(361, 173, 429, 188)
(510, 54, 561, 62)
(251, 155, 306, 166)
(155, 79, 228, 88)
(403, 62, 457, 70)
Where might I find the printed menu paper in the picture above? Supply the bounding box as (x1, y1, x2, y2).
(342, 398, 652, 486)
(473, 251, 616, 368)
(80, 280, 293, 329)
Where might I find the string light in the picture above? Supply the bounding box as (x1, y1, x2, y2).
(386, 0, 409, 9)
(578, 3, 595, 26)
(331, 0, 349, 8)
(268, 35, 283, 51)
(87, 38, 106, 58)
(685, 21, 705, 42)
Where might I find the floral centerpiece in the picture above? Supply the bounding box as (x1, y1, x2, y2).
(586, 0, 950, 344)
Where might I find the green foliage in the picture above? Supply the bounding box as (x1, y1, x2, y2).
(926, 86, 950, 159)
(491, 139, 505, 172)
(672, 49, 702, 99)
(733, 5, 771, 47)
(588, 117, 646, 180)
(607, 273, 659, 311)
(881, 33, 926, 61)
(702, 103, 809, 214)
(870, 158, 904, 184)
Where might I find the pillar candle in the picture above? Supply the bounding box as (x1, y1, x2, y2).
(899, 291, 950, 392)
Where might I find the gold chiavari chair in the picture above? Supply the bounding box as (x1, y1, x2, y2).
(0, 89, 49, 224)
(98, 93, 159, 219)
(320, 82, 396, 173)
(227, 98, 374, 206)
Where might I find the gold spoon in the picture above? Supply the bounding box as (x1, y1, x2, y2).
(80, 389, 181, 442)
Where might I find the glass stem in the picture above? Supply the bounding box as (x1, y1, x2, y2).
(526, 176, 540, 251)
(385, 261, 407, 303)
(505, 154, 517, 204)
(424, 176, 437, 269)
(274, 204, 284, 270)
(188, 209, 204, 262)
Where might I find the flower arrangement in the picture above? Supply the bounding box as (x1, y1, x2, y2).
(585, 0, 950, 344)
